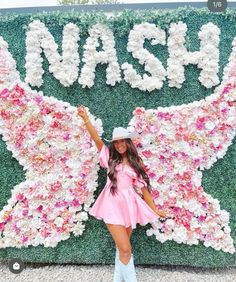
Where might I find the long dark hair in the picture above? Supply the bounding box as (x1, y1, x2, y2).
(107, 138, 151, 195)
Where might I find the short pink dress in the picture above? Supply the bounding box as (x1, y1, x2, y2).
(89, 144, 159, 229)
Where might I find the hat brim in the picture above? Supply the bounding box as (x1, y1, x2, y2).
(104, 132, 140, 142)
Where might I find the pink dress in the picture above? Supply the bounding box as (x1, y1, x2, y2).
(89, 144, 159, 229)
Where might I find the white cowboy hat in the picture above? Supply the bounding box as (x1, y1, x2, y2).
(104, 127, 139, 142)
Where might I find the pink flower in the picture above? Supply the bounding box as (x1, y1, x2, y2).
(151, 190, 159, 198)
(196, 117, 206, 130)
(51, 121, 61, 128)
(198, 215, 206, 222)
(195, 227, 201, 234)
(15, 134, 25, 148)
(157, 112, 165, 119)
(0, 110, 10, 119)
(63, 133, 71, 141)
(36, 205, 43, 212)
(157, 112, 173, 120)
(71, 199, 79, 207)
(157, 176, 164, 184)
(34, 95, 43, 104)
(159, 155, 165, 161)
(54, 200, 68, 208)
(53, 112, 64, 119)
(57, 227, 65, 233)
(22, 209, 28, 216)
(148, 172, 156, 179)
(16, 193, 26, 201)
(172, 207, 181, 214)
(50, 181, 62, 192)
(142, 150, 153, 158)
(222, 85, 231, 94)
(14, 84, 25, 95)
(221, 108, 228, 115)
(28, 118, 43, 131)
(41, 213, 48, 222)
(133, 107, 145, 116)
(185, 182, 192, 191)
(13, 223, 20, 234)
(227, 101, 235, 107)
(41, 227, 51, 238)
(40, 105, 53, 115)
(0, 88, 10, 98)
(0, 222, 5, 231)
(6, 214, 13, 222)
(21, 236, 29, 243)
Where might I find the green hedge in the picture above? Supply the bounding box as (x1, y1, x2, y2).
(0, 7, 235, 267)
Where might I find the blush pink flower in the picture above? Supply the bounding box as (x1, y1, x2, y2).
(196, 117, 206, 130)
(21, 236, 29, 244)
(50, 181, 62, 192)
(16, 193, 26, 201)
(133, 107, 145, 116)
(0, 222, 5, 231)
(157, 175, 164, 184)
(63, 133, 71, 141)
(142, 150, 153, 158)
(0, 110, 10, 119)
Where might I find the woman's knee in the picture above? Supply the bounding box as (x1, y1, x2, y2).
(119, 245, 132, 257)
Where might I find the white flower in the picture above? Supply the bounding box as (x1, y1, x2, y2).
(75, 211, 88, 221)
(224, 226, 231, 233)
(165, 219, 175, 230)
(25, 20, 80, 87)
(54, 217, 64, 228)
(219, 210, 230, 223)
(79, 23, 121, 88)
(167, 21, 220, 89)
(28, 218, 41, 229)
(172, 226, 188, 243)
(146, 228, 154, 237)
(0, 36, 20, 86)
(73, 223, 85, 236)
(122, 23, 166, 91)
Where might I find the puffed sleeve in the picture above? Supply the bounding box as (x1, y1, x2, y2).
(98, 144, 110, 168)
(133, 175, 147, 196)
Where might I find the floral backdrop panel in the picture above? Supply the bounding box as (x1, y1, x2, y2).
(0, 7, 235, 267)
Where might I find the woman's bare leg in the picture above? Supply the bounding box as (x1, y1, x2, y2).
(106, 224, 132, 265)
(126, 225, 133, 239)
(115, 225, 133, 251)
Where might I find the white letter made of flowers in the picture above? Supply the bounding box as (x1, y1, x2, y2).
(25, 20, 80, 87)
(167, 22, 220, 89)
(79, 23, 121, 88)
(121, 23, 166, 92)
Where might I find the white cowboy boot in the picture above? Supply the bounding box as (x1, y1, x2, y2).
(118, 253, 137, 282)
(113, 247, 124, 282)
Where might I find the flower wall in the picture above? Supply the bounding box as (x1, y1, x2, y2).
(0, 7, 235, 267)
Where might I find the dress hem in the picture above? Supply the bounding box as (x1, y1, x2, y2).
(89, 213, 158, 229)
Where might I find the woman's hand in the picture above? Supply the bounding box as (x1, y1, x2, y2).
(76, 105, 104, 151)
(77, 105, 88, 121)
(155, 208, 169, 218)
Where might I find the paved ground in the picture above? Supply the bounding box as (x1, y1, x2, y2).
(0, 261, 236, 282)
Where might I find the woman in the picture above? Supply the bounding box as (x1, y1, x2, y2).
(77, 105, 167, 282)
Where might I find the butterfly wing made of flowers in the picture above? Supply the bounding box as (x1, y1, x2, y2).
(128, 40, 236, 254)
(0, 37, 103, 248)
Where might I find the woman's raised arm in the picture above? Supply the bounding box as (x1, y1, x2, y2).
(77, 105, 104, 152)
